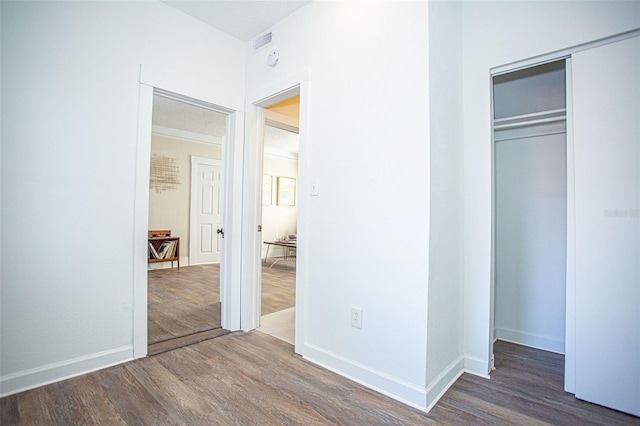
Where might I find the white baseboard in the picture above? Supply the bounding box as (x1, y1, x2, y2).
(425, 355, 465, 412)
(464, 355, 491, 379)
(495, 327, 565, 354)
(0, 345, 132, 397)
(301, 343, 428, 412)
(148, 255, 189, 270)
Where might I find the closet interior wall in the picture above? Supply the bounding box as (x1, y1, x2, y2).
(493, 61, 568, 354)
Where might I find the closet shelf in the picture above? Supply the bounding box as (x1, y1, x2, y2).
(494, 108, 566, 130)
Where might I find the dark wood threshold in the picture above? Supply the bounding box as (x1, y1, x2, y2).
(147, 327, 230, 356)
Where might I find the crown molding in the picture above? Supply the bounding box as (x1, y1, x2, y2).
(151, 125, 223, 145)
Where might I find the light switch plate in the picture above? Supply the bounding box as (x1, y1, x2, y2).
(311, 178, 320, 196)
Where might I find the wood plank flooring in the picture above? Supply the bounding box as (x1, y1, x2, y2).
(148, 264, 222, 344)
(147, 328, 230, 356)
(148, 262, 295, 351)
(261, 262, 296, 316)
(2, 335, 637, 425)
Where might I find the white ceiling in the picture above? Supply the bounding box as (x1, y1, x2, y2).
(152, 95, 299, 155)
(152, 2, 307, 155)
(152, 95, 227, 137)
(161, 0, 312, 42)
(263, 125, 299, 157)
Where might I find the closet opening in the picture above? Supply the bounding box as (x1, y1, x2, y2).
(492, 60, 568, 372)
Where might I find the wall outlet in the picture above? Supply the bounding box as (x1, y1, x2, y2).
(351, 307, 363, 329)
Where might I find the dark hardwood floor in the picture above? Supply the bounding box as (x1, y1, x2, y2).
(2, 334, 637, 425)
(147, 264, 221, 344)
(261, 261, 296, 316)
(148, 262, 295, 352)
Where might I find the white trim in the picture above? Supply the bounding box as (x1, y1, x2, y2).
(302, 344, 428, 412)
(241, 104, 265, 330)
(0, 346, 132, 397)
(134, 65, 245, 358)
(264, 148, 298, 160)
(242, 70, 311, 339)
(221, 111, 244, 331)
(564, 57, 577, 394)
(152, 125, 223, 146)
(425, 355, 465, 412)
(133, 82, 153, 359)
(463, 356, 491, 379)
(291, 76, 310, 356)
(491, 29, 640, 76)
(489, 70, 497, 382)
(495, 329, 565, 354)
(140, 67, 244, 112)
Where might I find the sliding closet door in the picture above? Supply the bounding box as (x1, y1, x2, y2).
(572, 36, 639, 416)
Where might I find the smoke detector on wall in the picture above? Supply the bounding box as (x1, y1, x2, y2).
(267, 50, 280, 67)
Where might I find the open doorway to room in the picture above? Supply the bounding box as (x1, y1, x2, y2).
(257, 96, 300, 344)
(491, 60, 568, 379)
(146, 93, 229, 354)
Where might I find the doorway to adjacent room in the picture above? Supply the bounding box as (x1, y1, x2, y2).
(146, 93, 229, 354)
(257, 96, 300, 345)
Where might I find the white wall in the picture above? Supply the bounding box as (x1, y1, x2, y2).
(460, 1, 640, 375)
(426, 0, 465, 409)
(0, 1, 245, 395)
(495, 132, 567, 353)
(246, 1, 431, 408)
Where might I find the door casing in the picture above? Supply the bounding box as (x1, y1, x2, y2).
(242, 71, 310, 356)
(133, 65, 245, 358)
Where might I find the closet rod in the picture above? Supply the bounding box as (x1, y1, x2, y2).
(494, 116, 566, 131)
(493, 108, 566, 124)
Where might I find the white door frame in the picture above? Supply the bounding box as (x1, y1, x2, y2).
(190, 156, 224, 266)
(133, 65, 244, 358)
(242, 71, 310, 355)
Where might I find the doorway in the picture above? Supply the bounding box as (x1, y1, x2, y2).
(241, 74, 309, 352)
(147, 93, 229, 354)
(257, 96, 301, 344)
(491, 60, 568, 365)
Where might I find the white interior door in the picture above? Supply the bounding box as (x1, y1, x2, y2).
(572, 36, 639, 416)
(190, 156, 223, 265)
